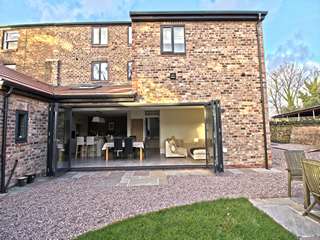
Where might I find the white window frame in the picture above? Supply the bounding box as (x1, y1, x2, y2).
(128, 26, 132, 46)
(127, 61, 133, 80)
(161, 26, 185, 54)
(92, 27, 108, 45)
(2, 31, 19, 50)
(91, 61, 108, 81)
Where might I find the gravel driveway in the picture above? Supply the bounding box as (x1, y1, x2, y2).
(0, 148, 305, 240)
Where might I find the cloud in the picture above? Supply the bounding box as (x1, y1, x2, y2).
(27, 0, 141, 22)
(266, 32, 315, 70)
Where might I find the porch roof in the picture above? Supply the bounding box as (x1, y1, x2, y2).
(0, 65, 136, 100)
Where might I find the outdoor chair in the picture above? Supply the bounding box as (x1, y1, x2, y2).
(301, 159, 320, 221)
(124, 137, 134, 159)
(284, 150, 305, 197)
(113, 138, 123, 159)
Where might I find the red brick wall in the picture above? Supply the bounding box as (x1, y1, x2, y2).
(132, 21, 271, 167)
(0, 24, 132, 86)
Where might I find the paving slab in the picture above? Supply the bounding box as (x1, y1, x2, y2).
(251, 198, 320, 239)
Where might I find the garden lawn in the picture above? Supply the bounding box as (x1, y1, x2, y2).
(75, 198, 296, 240)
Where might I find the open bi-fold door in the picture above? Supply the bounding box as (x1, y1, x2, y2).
(47, 103, 72, 176)
(205, 100, 224, 172)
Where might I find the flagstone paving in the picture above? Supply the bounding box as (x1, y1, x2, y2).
(251, 198, 320, 240)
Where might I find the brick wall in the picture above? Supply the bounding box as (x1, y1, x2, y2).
(0, 92, 48, 187)
(0, 24, 132, 86)
(0, 19, 271, 168)
(132, 21, 270, 167)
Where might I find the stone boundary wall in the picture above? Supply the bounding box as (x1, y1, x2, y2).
(270, 120, 320, 146)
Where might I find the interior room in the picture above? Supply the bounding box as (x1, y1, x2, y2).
(56, 106, 209, 169)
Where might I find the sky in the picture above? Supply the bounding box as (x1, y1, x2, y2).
(0, 0, 319, 70)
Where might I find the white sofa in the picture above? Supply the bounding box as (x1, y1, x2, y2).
(165, 139, 187, 158)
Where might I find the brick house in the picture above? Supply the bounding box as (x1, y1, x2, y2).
(0, 11, 270, 192)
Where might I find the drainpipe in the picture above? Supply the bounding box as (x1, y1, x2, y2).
(0, 85, 13, 193)
(256, 13, 269, 169)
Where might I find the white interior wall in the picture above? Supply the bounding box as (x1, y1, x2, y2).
(159, 108, 205, 153)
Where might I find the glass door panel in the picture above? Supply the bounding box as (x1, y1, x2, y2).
(55, 107, 72, 170)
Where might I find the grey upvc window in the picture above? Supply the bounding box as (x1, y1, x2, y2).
(127, 61, 133, 80)
(92, 27, 108, 45)
(128, 26, 132, 45)
(161, 26, 185, 54)
(15, 110, 28, 143)
(91, 61, 108, 81)
(2, 31, 19, 50)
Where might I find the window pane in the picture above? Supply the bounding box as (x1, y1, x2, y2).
(128, 26, 132, 45)
(92, 28, 100, 44)
(19, 114, 27, 138)
(100, 62, 108, 80)
(128, 62, 132, 80)
(92, 63, 100, 80)
(6, 31, 19, 41)
(100, 27, 108, 45)
(7, 41, 18, 50)
(162, 27, 172, 52)
(174, 27, 185, 53)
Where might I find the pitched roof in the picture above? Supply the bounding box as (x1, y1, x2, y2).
(0, 65, 135, 99)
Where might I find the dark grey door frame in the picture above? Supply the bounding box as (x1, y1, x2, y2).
(212, 100, 224, 172)
(204, 100, 223, 172)
(47, 102, 72, 176)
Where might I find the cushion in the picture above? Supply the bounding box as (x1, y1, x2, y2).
(170, 143, 176, 153)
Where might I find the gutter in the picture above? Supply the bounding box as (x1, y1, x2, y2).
(256, 13, 269, 169)
(0, 82, 13, 193)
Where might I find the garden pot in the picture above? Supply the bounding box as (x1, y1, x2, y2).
(25, 174, 35, 184)
(17, 177, 27, 187)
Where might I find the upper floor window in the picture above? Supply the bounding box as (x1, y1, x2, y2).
(92, 27, 108, 45)
(127, 61, 133, 80)
(161, 26, 185, 54)
(91, 61, 108, 81)
(128, 26, 132, 45)
(2, 31, 19, 50)
(15, 110, 28, 143)
(4, 64, 16, 70)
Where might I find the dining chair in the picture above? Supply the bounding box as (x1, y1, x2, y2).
(86, 136, 96, 158)
(76, 136, 85, 159)
(124, 137, 134, 159)
(113, 138, 123, 159)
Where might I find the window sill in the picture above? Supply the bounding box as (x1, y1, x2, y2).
(91, 44, 108, 48)
(0, 48, 18, 53)
(15, 139, 28, 144)
(160, 52, 186, 56)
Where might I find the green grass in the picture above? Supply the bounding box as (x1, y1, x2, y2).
(75, 198, 296, 240)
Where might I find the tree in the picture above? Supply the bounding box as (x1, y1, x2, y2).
(299, 71, 320, 108)
(268, 62, 310, 114)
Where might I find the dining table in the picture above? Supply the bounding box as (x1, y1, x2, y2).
(102, 141, 144, 161)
